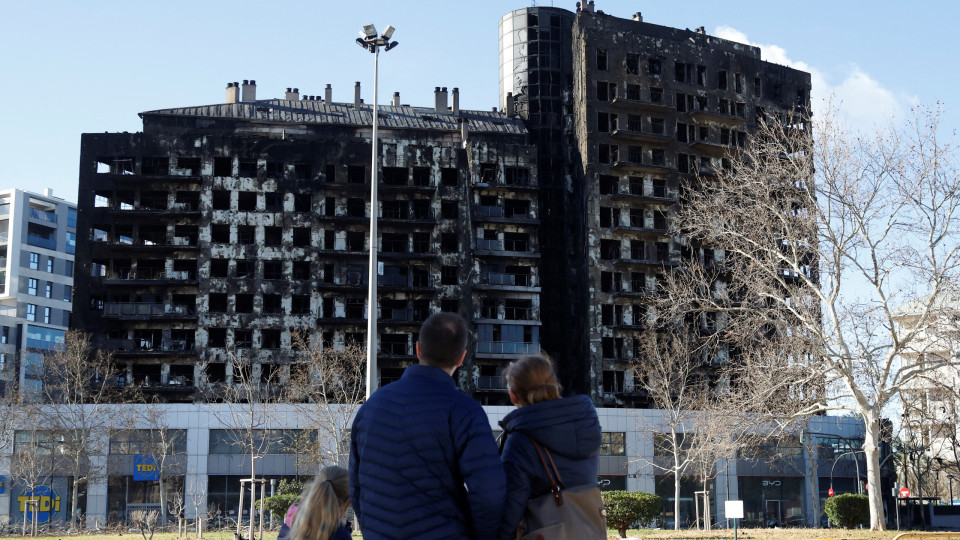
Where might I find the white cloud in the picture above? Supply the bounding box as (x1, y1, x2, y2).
(713, 25, 903, 132)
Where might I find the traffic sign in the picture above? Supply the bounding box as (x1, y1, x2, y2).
(900, 487, 911, 498)
(828, 488, 835, 497)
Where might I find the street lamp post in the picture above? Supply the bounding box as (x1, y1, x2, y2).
(356, 24, 398, 400)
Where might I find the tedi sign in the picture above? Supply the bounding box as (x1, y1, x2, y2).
(17, 485, 61, 524)
(134, 455, 160, 481)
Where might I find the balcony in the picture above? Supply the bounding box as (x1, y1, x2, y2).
(381, 308, 416, 323)
(477, 272, 537, 291)
(475, 239, 539, 259)
(29, 208, 57, 224)
(26, 234, 56, 250)
(476, 376, 508, 391)
(104, 338, 197, 355)
(504, 307, 534, 321)
(476, 341, 540, 355)
(607, 160, 672, 175)
(610, 129, 672, 145)
(103, 303, 196, 319)
(611, 91, 675, 111)
(103, 269, 197, 285)
(690, 106, 746, 128)
(473, 205, 537, 224)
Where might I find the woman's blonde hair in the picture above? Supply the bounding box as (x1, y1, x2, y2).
(503, 354, 562, 407)
(290, 466, 349, 540)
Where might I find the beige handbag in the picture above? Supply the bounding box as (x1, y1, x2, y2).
(516, 438, 607, 540)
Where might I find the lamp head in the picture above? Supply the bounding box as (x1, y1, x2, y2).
(384, 41, 399, 51)
(381, 25, 395, 40)
(355, 37, 368, 50)
(362, 24, 378, 38)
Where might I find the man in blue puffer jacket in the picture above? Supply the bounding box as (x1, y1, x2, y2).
(349, 313, 506, 539)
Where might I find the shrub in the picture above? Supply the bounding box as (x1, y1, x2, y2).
(276, 478, 306, 497)
(602, 490, 660, 538)
(258, 493, 299, 521)
(824, 493, 869, 528)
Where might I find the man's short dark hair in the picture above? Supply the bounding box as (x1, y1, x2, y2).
(418, 312, 468, 369)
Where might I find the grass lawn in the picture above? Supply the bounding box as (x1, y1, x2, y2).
(13, 528, 936, 540)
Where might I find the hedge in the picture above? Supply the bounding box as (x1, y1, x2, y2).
(602, 490, 660, 538)
(824, 493, 869, 528)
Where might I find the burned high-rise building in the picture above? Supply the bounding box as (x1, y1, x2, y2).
(500, 3, 811, 404)
(73, 83, 541, 405)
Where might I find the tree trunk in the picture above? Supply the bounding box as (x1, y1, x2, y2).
(806, 439, 820, 527)
(862, 412, 886, 530)
(674, 470, 681, 530)
(71, 477, 81, 529)
(159, 476, 166, 526)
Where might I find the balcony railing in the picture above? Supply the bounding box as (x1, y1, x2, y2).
(103, 303, 196, 317)
(504, 307, 533, 320)
(379, 274, 410, 287)
(27, 235, 56, 250)
(384, 308, 414, 321)
(476, 206, 504, 218)
(29, 208, 57, 223)
(480, 272, 532, 287)
(477, 239, 504, 251)
(477, 376, 507, 390)
(27, 339, 62, 351)
(476, 341, 540, 355)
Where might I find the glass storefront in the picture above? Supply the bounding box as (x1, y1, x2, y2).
(737, 476, 804, 527)
(655, 476, 714, 528)
(106, 476, 184, 525)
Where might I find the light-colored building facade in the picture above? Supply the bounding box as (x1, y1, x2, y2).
(1, 405, 868, 529)
(0, 189, 76, 396)
(895, 293, 960, 464)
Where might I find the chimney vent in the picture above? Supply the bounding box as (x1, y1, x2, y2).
(434, 87, 443, 113)
(226, 82, 239, 104)
(633, 12, 643, 22)
(354, 82, 362, 109)
(441, 87, 449, 112)
(506, 92, 515, 117)
(44, 188, 54, 197)
(392, 92, 400, 107)
(325, 84, 333, 103)
(241, 80, 256, 101)
(452, 88, 460, 115)
(285, 87, 299, 100)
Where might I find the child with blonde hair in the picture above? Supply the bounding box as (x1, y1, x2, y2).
(289, 466, 351, 540)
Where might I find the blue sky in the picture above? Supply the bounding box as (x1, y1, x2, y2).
(1, 0, 956, 203)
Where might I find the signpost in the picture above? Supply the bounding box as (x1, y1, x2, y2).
(725, 500, 744, 540)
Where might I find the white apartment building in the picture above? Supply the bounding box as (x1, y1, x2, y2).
(0, 189, 76, 396)
(895, 292, 960, 463)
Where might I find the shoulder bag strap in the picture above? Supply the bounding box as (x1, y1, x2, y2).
(529, 438, 565, 506)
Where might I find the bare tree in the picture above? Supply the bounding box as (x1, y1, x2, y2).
(204, 350, 283, 540)
(131, 509, 160, 540)
(288, 334, 366, 468)
(33, 330, 133, 529)
(9, 425, 61, 535)
(133, 404, 188, 527)
(633, 324, 716, 530)
(671, 102, 960, 530)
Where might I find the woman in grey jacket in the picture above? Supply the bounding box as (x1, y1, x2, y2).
(497, 355, 603, 539)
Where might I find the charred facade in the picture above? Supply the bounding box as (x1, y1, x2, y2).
(73, 85, 540, 404)
(500, 4, 811, 405)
